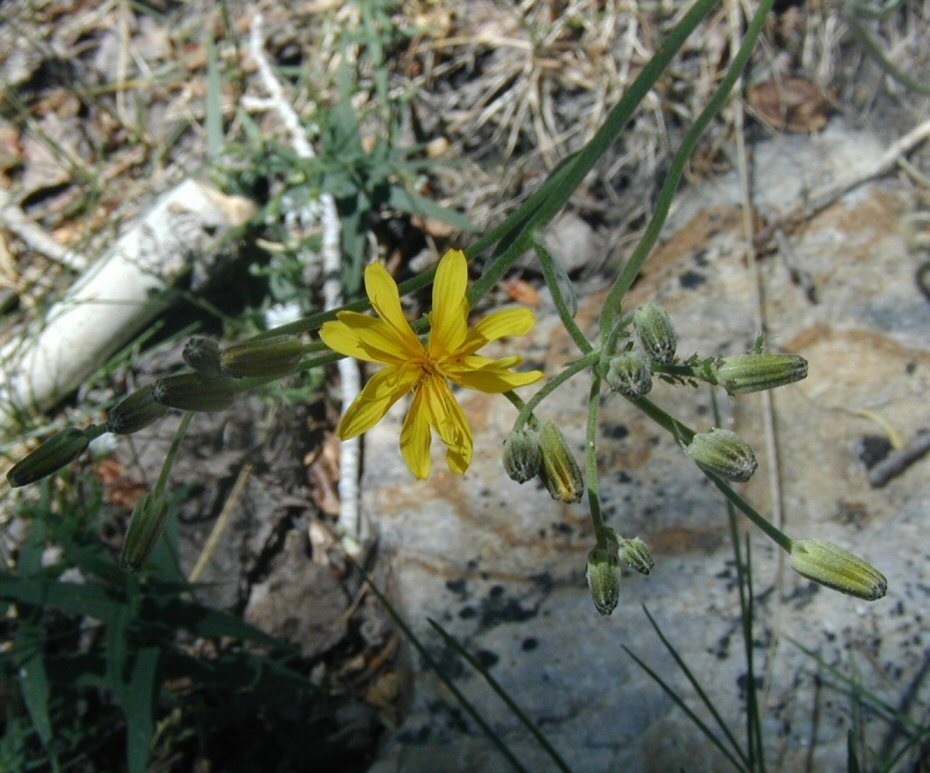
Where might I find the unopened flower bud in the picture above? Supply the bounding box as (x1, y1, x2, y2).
(586, 547, 621, 615)
(7, 429, 90, 487)
(220, 335, 303, 378)
(633, 302, 677, 364)
(538, 422, 584, 503)
(107, 385, 168, 434)
(619, 537, 654, 575)
(606, 351, 653, 398)
(685, 428, 757, 482)
(183, 337, 222, 377)
(789, 539, 887, 601)
(120, 493, 170, 571)
(713, 353, 808, 394)
(503, 428, 542, 483)
(153, 373, 236, 412)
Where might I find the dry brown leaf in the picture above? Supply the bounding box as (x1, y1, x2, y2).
(748, 77, 828, 134)
(96, 458, 148, 510)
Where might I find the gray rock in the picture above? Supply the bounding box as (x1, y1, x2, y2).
(365, 120, 930, 771)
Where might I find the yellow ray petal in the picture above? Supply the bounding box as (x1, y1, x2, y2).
(457, 307, 536, 356)
(320, 313, 413, 364)
(423, 376, 473, 474)
(364, 262, 422, 352)
(444, 356, 544, 393)
(428, 249, 469, 358)
(338, 365, 420, 439)
(400, 387, 432, 479)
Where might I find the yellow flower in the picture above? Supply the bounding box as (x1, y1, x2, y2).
(320, 249, 544, 479)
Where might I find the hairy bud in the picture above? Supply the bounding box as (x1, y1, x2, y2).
(619, 537, 654, 576)
(538, 422, 584, 503)
(7, 429, 90, 487)
(685, 428, 758, 482)
(713, 353, 808, 394)
(220, 335, 303, 378)
(120, 493, 171, 571)
(633, 302, 677, 365)
(183, 337, 222, 377)
(503, 428, 542, 483)
(789, 539, 887, 601)
(107, 385, 168, 434)
(586, 547, 621, 615)
(606, 351, 653, 398)
(153, 373, 236, 412)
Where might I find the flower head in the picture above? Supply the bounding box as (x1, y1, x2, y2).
(320, 249, 543, 479)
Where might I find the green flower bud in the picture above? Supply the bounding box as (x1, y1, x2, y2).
(619, 537, 654, 575)
(586, 547, 621, 615)
(537, 422, 584, 503)
(183, 337, 222, 377)
(633, 302, 677, 364)
(713, 353, 808, 394)
(220, 335, 303, 378)
(685, 428, 758, 482)
(7, 428, 90, 487)
(789, 539, 887, 601)
(503, 428, 542, 483)
(605, 351, 653, 398)
(106, 385, 168, 434)
(153, 373, 236, 412)
(120, 493, 170, 571)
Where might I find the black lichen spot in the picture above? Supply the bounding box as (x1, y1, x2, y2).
(531, 572, 553, 593)
(522, 637, 539, 652)
(477, 650, 499, 669)
(446, 579, 468, 599)
(479, 593, 539, 628)
(615, 470, 632, 483)
(459, 606, 477, 619)
(857, 434, 893, 469)
(905, 361, 916, 375)
(605, 423, 629, 440)
(489, 585, 505, 599)
(680, 270, 707, 289)
(693, 249, 709, 267)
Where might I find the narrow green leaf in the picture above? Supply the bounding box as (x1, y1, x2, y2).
(0, 575, 123, 623)
(387, 186, 478, 233)
(16, 623, 53, 749)
(428, 619, 571, 773)
(640, 605, 749, 768)
(124, 647, 161, 773)
(847, 730, 860, 773)
(623, 643, 746, 772)
(206, 34, 223, 161)
(106, 605, 131, 701)
(360, 571, 527, 772)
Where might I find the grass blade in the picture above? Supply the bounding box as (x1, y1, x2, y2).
(361, 573, 527, 772)
(640, 605, 749, 769)
(206, 33, 223, 161)
(428, 618, 571, 773)
(124, 646, 161, 773)
(622, 642, 745, 772)
(16, 622, 53, 750)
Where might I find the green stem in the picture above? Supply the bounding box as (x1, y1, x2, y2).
(533, 237, 592, 354)
(629, 395, 793, 552)
(515, 350, 599, 431)
(598, 0, 775, 331)
(155, 412, 193, 495)
(585, 375, 608, 544)
(502, 391, 539, 429)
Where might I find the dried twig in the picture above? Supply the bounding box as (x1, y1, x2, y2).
(0, 189, 88, 272)
(249, 14, 363, 549)
(868, 431, 930, 488)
